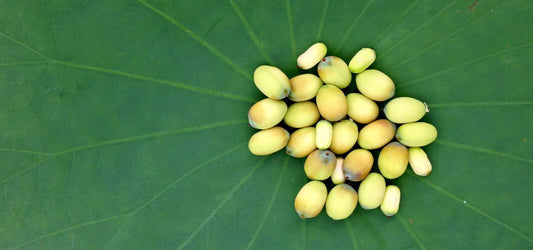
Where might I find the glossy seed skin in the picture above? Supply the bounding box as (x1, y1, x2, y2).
(294, 180, 328, 218)
(378, 142, 409, 179)
(316, 120, 333, 150)
(408, 147, 432, 176)
(248, 127, 290, 155)
(329, 120, 358, 155)
(284, 101, 321, 128)
(348, 48, 376, 73)
(380, 185, 401, 216)
(331, 158, 345, 185)
(248, 98, 288, 129)
(286, 127, 317, 158)
(316, 85, 348, 122)
(253, 65, 291, 100)
(289, 74, 323, 102)
(304, 149, 336, 180)
(343, 149, 373, 182)
(326, 184, 358, 220)
(318, 56, 352, 89)
(384, 97, 427, 124)
(297, 43, 328, 70)
(358, 173, 386, 210)
(357, 119, 396, 150)
(346, 93, 379, 124)
(396, 122, 437, 147)
(355, 69, 395, 101)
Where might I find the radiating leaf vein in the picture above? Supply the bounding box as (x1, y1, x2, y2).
(284, 0, 297, 62)
(412, 173, 533, 244)
(0, 157, 48, 185)
(136, 0, 252, 80)
(246, 158, 288, 250)
(400, 41, 533, 87)
(50, 60, 254, 103)
(381, 0, 461, 57)
(371, 0, 422, 46)
(315, 0, 330, 41)
(345, 220, 359, 250)
(335, 0, 375, 54)
(435, 139, 533, 164)
(0, 31, 49, 60)
(177, 157, 265, 250)
(397, 214, 426, 250)
(228, 0, 273, 65)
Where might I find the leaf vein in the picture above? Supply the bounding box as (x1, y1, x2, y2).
(435, 139, 533, 164)
(400, 41, 533, 87)
(371, 0, 422, 46)
(246, 157, 288, 250)
(228, 0, 273, 64)
(336, 0, 375, 54)
(397, 214, 426, 250)
(430, 101, 533, 108)
(315, 0, 330, 41)
(412, 173, 533, 244)
(135, 0, 252, 80)
(0, 31, 49, 60)
(381, 0, 461, 57)
(284, 0, 297, 62)
(345, 220, 359, 250)
(50, 60, 254, 103)
(177, 157, 265, 250)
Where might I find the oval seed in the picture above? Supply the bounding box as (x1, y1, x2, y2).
(355, 69, 395, 101)
(384, 97, 427, 124)
(286, 127, 317, 158)
(297, 43, 328, 70)
(343, 149, 373, 182)
(396, 122, 437, 147)
(284, 101, 321, 128)
(408, 147, 432, 176)
(304, 149, 336, 180)
(326, 184, 358, 220)
(248, 98, 287, 129)
(294, 180, 328, 218)
(253, 65, 291, 100)
(248, 127, 290, 155)
(316, 120, 333, 150)
(316, 85, 348, 122)
(289, 74, 323, 102)
(358, 173, 386, 210)
(329, 120, 358, 155)
(378, 142, 409, 179)
(348, 48, 376, 73)
(357, 119, 396, 150)
(380, 185, 401, 216)
(318, 56, 352, 89)
(346, 93, 379, 124)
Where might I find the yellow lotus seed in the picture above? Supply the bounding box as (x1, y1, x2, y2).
(326, 184, 358, 220)
(378, 142, 409, 179)
(343, 149, 373, 182)
(304, 149, 336, 180)
(408, 147, 432, 176)
(331, 157, 345, 185)
(315, 120, 333, 150)
(248, 127, 290, 155)
(346, 93, 379, 124)
(380, 185, 401, 216)
(348, 48, 376, 73)
(294, 180, 328, 218)
(297, 43, 328, 70)
(357, 119, 396, 150)
(355, 69, 395, 101)
(396, 122, 437, 147)
(289, 74, 323, 102)
(253, 65, 291, 100)
(358, 173, 386, 210)
(248, 98, 287, 129)
(286, 127, 317, 158)
(317, 56, 352, 89)
(284, 101, 321, 128)
(316, 85, 348, 122)
(329, 120, 358, 155)
(384, 97, 428, 124)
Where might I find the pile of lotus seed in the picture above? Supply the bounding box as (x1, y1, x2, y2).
(247, 43, 437, 220)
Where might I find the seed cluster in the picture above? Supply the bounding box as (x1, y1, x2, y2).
(248, 43, 437, 220)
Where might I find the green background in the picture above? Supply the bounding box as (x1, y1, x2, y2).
(1, 0, 532, 249)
